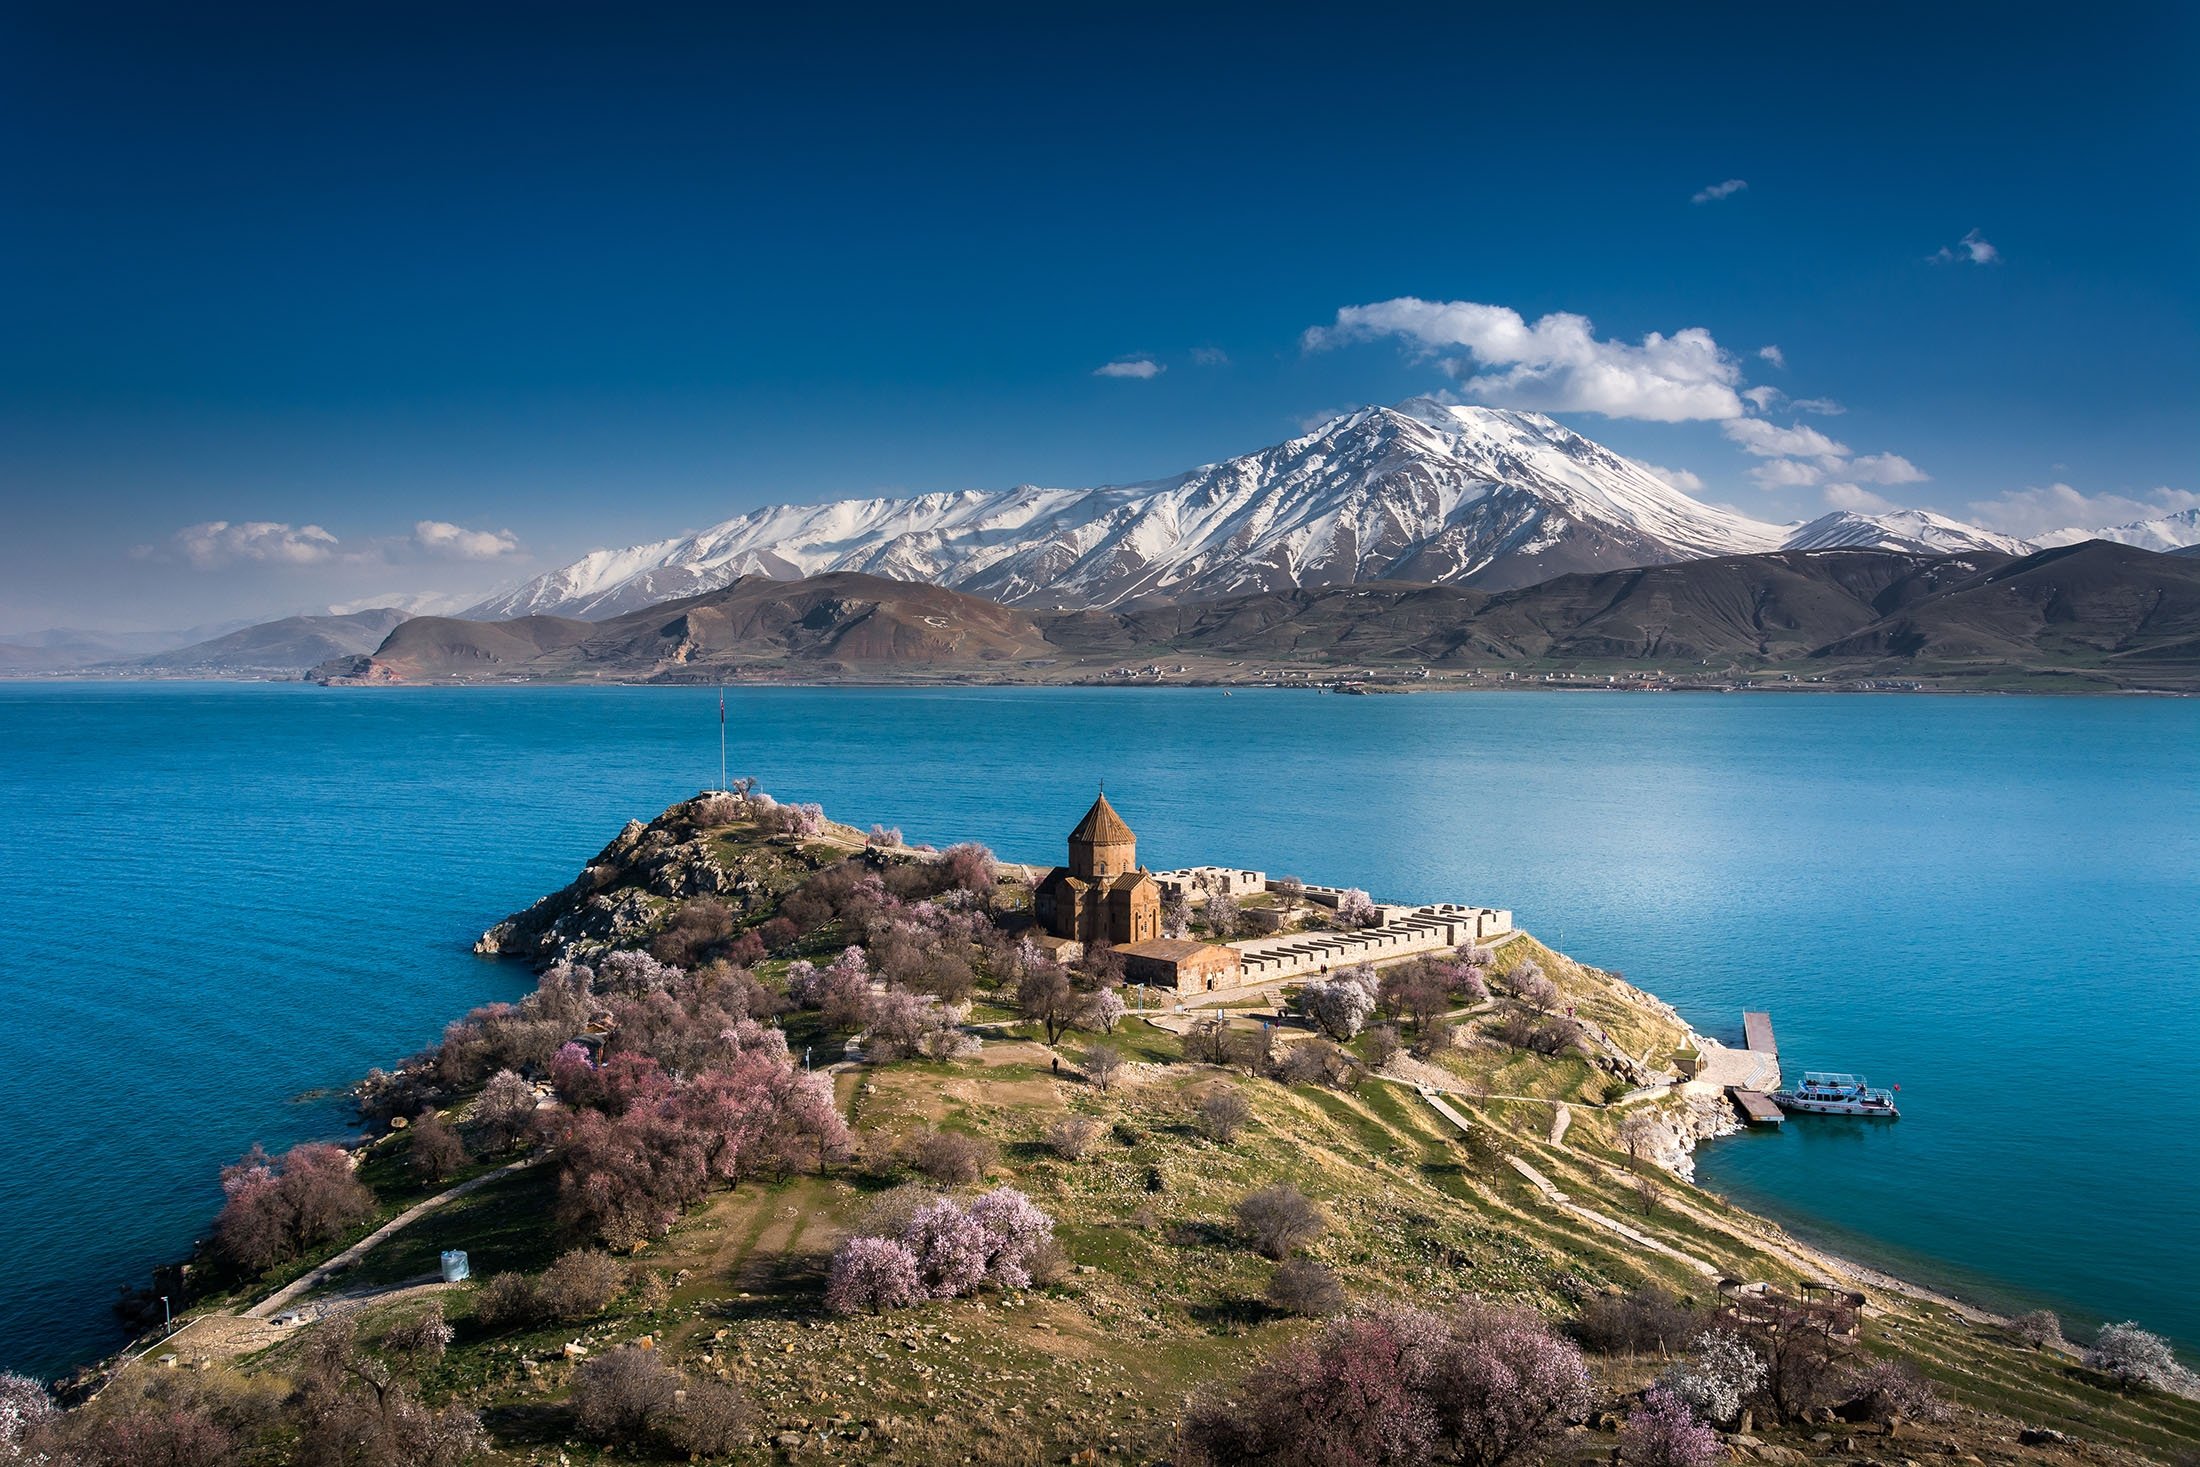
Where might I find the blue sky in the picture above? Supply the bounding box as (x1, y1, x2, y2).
(3, 1, 2195, 631)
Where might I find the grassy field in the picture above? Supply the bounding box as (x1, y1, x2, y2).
(277, 1025, 2200, 1465)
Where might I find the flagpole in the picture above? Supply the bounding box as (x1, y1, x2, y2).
(718, 686, 727, 793)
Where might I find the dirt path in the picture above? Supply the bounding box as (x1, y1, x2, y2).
(246, 1157, 539, 1320)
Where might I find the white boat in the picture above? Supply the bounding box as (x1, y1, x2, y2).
(1771, 1071, 1900, 1118)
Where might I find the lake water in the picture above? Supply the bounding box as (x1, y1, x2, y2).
(2, 683, 2195, 1377)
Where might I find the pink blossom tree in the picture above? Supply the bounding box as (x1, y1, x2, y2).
(1620, 1386, 1721, 1467)
(902, 1197, 992, 1298)
(1335, 888, 1378, 927)
(967, 1187, 1054, 1289)
(824, 1236, 925, 1315)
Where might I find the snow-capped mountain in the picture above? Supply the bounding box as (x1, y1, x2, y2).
(1781, 509, 2035, 557)
(2036, 505, 2200, 554)
(470, 400, 1789, 618)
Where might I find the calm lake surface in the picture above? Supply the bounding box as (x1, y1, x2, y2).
(2, 683, 2195, 1376)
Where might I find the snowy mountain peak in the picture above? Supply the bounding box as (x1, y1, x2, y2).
(2035, 505, 2200, 553)
(477, 402, 2164, 621)
(1781, 508, 2036, 557)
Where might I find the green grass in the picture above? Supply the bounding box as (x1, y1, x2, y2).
(327, 1164, 563, 1290)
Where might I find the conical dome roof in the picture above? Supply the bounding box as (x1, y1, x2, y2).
(1068, 791, 1135, 844)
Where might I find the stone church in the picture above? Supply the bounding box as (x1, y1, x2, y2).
(1034, 791, 1162, 948)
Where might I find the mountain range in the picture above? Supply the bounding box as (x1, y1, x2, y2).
(467, 398, 2198, 621)
(310, 539, 2200, 690)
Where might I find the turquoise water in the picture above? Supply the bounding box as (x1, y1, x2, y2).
(2, 683, 2195, 1377)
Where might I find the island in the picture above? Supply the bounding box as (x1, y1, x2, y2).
(19, 788, 2196, 1465)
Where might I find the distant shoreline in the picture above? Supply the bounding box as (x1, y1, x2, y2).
(2, 672, 2188, 696)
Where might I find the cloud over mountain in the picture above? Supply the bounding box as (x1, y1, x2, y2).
(1305, 299, 1747, 422)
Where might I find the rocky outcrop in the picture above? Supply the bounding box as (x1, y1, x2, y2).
(474, 801, 823, 967)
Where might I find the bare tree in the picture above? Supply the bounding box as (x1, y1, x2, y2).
(1083, 1043, 1125, 1092)
(1195, 1087, 1253, 1143)
(1236, 1183, 1327, 1259)
(1266, 1259, 1346, 1317)
(1619, 1111, 1664, 1171)
(1046, 1114, 1104, 1160)
(910, 1129, 994, 1185)
(1016, 966, 1079, 1045)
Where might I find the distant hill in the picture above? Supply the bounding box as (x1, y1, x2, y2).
(115, 609, 412, 674)
(320, 574, 1049, 682)
(316, 543, 2200, 689)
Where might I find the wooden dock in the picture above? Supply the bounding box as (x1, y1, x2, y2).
(1727, 1087, 1785, 1126)
(1743, 1011, 1777, 1054)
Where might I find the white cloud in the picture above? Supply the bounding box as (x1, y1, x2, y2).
(1741, 386, 1784, 413)
(1790, 397, 1845, 415)
(414, 520, 522, 560)
(1094, 357, 1163, 379)
(1822, 482, 1896, 513)
(1693, 178, 1748, 204)
(1750, 458, 1828, 489)
(1847, 453, 1929, 485)
(1757, 344, 1785, 368)
(1635, 462, 1706, 494)
(1931, 228, 2000, 265)
(1190, 347, 1229, 367)
(1722, 419, 1849, 459)
(1968, 483, 2200, 537)
(159, 520, 342, 568)
(1304, 298, 1746, 422)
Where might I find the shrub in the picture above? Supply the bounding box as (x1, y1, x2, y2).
(572, 1347, 681, 1445)
(825, 1235, 925, 1315)
(1529, 1016, 1585, 1056)
(1266, 1259, 1346, 1317)
(2086, 1321, 2194, 1393)
(1659, 1329, 1765, 1428)
(471, 1271, 536, 1329)
(1620, 1385, 1722, 1467)
(1840, 1359, 1946, 1425)
(1083, 1043, 1125, 1091)
(2007, 1308, 2063, 1349)
(853, 1182, 945, 1240)
(407, 1111, 470, 1185)
(1576, 1288, 1703, 1356)
(1413, 1014, 1458, 1056)
(910, 1129, 994, 1185)
(535, 1249, 627, 1321)
(1195, 1087, 1253, 1143)
(1276, 1037, 1358, 1089)
(1236, 1183, 1326, 1260)
(664, 1376, 751, 1455)
(1046, 1114, 1104, 1161)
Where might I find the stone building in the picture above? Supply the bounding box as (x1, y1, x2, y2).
(1034, 792, 1162, 948)
(1117, 937, 1245, 994)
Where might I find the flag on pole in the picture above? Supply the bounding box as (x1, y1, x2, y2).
(719, 688, 725, 724)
